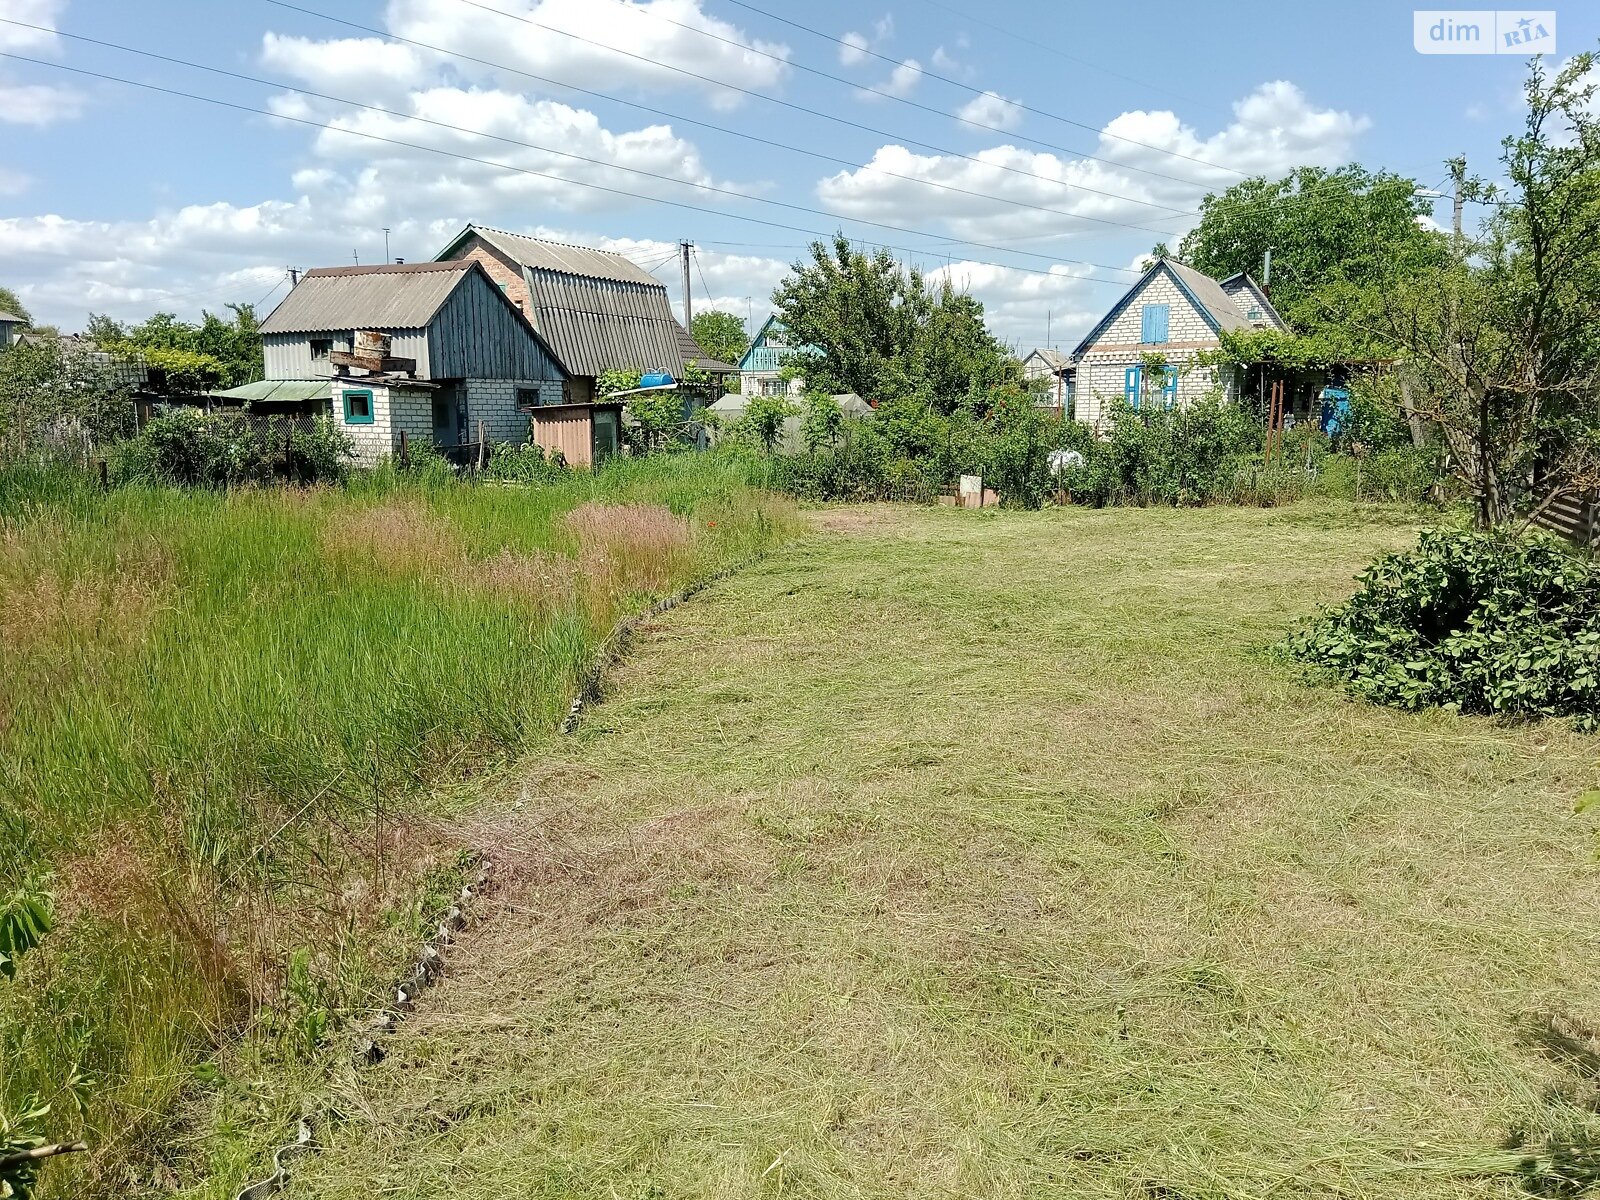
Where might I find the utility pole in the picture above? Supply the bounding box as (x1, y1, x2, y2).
(383, 227, 392, 265)
(1262, 247, 1273, 296)
(288, 267, 299, 287)
(679, 240, 694, 328)
(1449, 155, 1467, 255)
(1046, 309, 1052, 347)
(353, 249, 360, 267)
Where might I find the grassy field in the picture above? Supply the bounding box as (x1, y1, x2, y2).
(0, 457, 797, 1198)
(284, 502, 1600, 1200)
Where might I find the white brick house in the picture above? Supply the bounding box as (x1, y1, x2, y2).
(259, 261, 569, 466)
(1069, 258, 1286, 426)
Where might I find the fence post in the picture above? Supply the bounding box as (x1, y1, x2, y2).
(399, 428, 410, 472)
(97, 459, 108, 491)
(476, 420, 486, 472)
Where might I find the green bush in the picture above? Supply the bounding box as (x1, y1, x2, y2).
(1286, 529, 1600, 728)
(1061, 396, 1262, 506)
(483, 440, 568, 485)
(111, 410, 352, 488)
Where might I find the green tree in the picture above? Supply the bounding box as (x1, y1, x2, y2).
(800, 392, 844, 451)
(689, 310, 748, 365)
(1179, 166, 1447, 329)
(1346, 52, 1600, 527)
(737, 393, 798, 453)
(87, 304, 264, 388)
(771, 235, 1014, 408)
(0, 288, 31, 327)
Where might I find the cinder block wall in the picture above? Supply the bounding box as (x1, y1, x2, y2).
(332, 383, 436, 466)
(463, 378, 552, 445)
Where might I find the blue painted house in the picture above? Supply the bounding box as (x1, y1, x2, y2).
(738, 315, 821, 397)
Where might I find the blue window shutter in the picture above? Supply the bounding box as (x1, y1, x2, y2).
(1163, 366, 1178, 407)
(1124, 365, 1141, 409)
(1141, 303, 1170, 344)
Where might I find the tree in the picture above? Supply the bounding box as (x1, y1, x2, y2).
(0, 338, 134, 460)
(689, 310, 748, 365)
(0, 288, 31, 327)
(88, 303, 264, 388)
(800, 392, 844, 451)
(1179, 166, 1448, 329)
(736, 393, 798, 453)
(1346, 52, 1600, 528)
(771, 235, 1015, 408)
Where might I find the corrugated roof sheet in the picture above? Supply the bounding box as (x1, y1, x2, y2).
(458, 225, 661, 287)
(260, 261, 473, 334)
(1026, 348, 1072, 370)
(0, 311, 24, 324)
(210, 379, 332, 402)
(1164, 259, 1253, 333)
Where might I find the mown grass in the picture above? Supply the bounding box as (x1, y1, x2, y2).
(289, 502, 1600, 1200)
(0, 455, 798, 1198)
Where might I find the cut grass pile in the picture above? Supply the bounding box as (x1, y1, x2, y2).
(289, 502, 1600, 1200)
(0, 456, 798, 1198)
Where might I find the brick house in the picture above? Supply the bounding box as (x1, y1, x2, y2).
(1069, 258, 1286, 426)
(259, 260, 573, 466)
(737, 315, 820, 397)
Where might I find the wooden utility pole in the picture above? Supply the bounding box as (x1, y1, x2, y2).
(1449, 155, 1466, 249)
(680, 241, 694, 329)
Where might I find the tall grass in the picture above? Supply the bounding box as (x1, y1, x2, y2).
(0, 455, 797, 1196)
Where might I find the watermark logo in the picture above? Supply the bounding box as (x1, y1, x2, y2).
(1414, 10, 1555, 54)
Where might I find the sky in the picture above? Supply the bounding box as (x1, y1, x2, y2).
(0, 0, 1593, 352)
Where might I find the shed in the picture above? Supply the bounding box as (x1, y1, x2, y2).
(0, 310, 23, 350)
(528, 401, 623, 467)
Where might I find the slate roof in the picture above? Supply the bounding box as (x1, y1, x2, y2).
(1025, 348, 1073, 371)
(1070, 258, 1269, 358)
(0, 311, 24, 324)
(260, 261, 475, 334)
(674, 321, 738, 374)
(439, 225, 659, 287)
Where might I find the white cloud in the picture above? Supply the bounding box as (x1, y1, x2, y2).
(357, 0, 792, 110)
(873, 13, 894, 41)
(0, 0, 82, 126)
(839, 30, 869, 66)
(822, 80, 1368, 242)
(261, 34, 434, 106)
(0, 80, 83, 125)
(957, 90, 1023, 132)
(0, 0, 66, 51)
(0, 165, 32, 195)
(926, 259, 1108, 349)
(863, 57, 921, 101)
(930, 45, 960, 72)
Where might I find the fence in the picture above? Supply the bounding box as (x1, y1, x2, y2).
(1531, 491, 1600, 551)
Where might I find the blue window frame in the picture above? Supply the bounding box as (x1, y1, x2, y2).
(1124, 365, 1141, 408)
(1162, 365, 1179, 407)
(1140, 303, 1170, 344)
(342, 388, 375, 425)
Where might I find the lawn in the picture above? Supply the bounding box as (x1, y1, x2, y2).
(289, 502, 1600, 1200)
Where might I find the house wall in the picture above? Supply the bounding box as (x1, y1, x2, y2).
(1220, 278, 1281, 329)
(461, 378, 548, 445)
(1073, 274, 1222, 425)
(428, 269, 567, 385)
(265, 329, 431, 380)
(448, 236, 535, 318)
(331, 382, 435, 466)
(738, 371, 805, 397)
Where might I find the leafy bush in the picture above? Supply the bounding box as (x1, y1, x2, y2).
(112, 410, 352, 488)
(483, 440, 568, 485)
(1287, 530, 1600, 728)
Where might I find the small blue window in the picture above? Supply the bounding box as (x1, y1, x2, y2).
(1163, 366, 1179, 407)
(1124, 365, 1141, 409)
(1140, 303, 1170, 344)
(342, 389, 375, 425)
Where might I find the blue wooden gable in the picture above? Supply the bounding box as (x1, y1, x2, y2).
(738, 314, 821, 372)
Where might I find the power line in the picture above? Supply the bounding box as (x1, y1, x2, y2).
(900, 0, 1216, 115)
(264, 3, 1438, 234)
(265, 1, 1201, 226)
(691, 247, 717, 311)
(453, 0, 1228, 192)
(0, 35, 1146, 280)
(252, 271, 291, 308)
(0, 50, 1139, 290)
(24, 13, 1186, 240)
(695, 0, 1250, 180)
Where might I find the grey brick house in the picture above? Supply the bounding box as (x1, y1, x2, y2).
(1070, 258, 1286, 426)
(259, 260, 569, 465)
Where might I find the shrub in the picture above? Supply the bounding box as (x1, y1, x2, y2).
(483, 441, 568, 485)
(1286, 529, 1600, 728)
(111, 410, 351, 488)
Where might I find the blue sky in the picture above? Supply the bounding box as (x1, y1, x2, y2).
(1, 0, 1592, 348)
